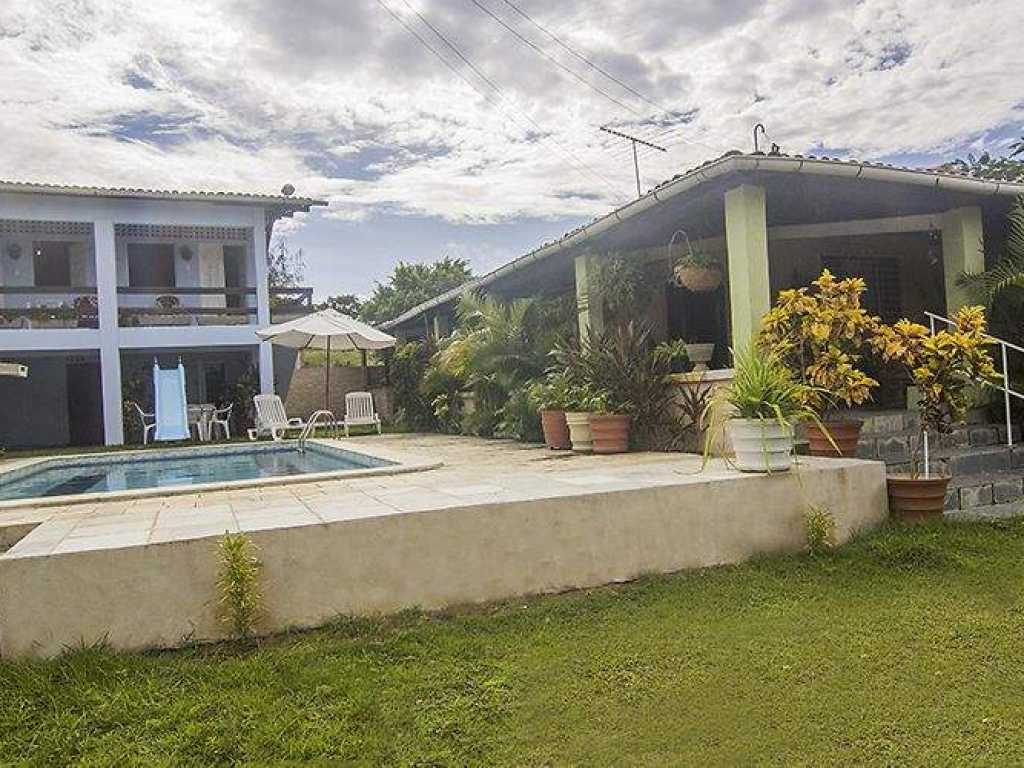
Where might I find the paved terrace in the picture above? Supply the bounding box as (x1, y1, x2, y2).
(0, 435, 819, 556)
(0, 435, 888, 657)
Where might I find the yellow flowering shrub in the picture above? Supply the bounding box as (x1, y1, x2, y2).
(759, 270, 882, 414)
(872, 305, 999, 438)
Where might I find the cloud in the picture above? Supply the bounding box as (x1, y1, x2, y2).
(0, 0, 1021, 233)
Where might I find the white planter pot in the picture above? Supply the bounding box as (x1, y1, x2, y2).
(564, 411, 593, 453)
(685, 343, 715, 372)
(727, 418, 794, 472)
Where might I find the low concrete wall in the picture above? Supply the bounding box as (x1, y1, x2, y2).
(0, 459, 886, 657)
(284, 364, 393, 422)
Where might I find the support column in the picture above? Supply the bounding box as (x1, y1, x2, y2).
(574, 253, 604, 339)
(941, 206, 984, 314)
(95, 219, 124, 445)
(724, 184, 770, 351)
(252, 208, 274, 394)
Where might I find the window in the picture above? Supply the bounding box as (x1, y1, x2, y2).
(127, 243, 176, 287)
(33, 242, 72, 287)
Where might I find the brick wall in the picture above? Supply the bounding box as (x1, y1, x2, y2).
(284, 364, 393, 422)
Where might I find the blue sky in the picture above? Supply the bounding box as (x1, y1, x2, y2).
(1, 0, 1022, 299)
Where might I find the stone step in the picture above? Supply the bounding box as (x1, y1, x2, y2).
(945, 499, 1024, 521)
(944, 468, 1024, 511)
(858, 424, 1020, 464)
(888, 445, 1024, 476)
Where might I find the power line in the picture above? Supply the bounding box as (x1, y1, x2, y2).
(498, 0, 670, 116)
(466, 0, 648, 119)
(375, 0, 622, 199)
(496, 0, 734, 155)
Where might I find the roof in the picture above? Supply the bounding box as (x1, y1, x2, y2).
(381, 152, 1024, 330)
(0, 179, 327, 211)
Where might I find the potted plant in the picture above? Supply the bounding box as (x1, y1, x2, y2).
(704, 344, 824, 472)
(564, 382, 597, 453)
(672, 246, 722, 293)
(872, 306, 999, 522)
(530, 370, 572, 450)
(759, 270, 882, 457)
(684, 342, 715, 372)
(652, 339, 690, 373)
(589, 388, 631, 454)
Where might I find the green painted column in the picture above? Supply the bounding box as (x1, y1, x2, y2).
(724, 184, 770, 352)
(941, 206, 984, 314)
(574, 253, 604, 338)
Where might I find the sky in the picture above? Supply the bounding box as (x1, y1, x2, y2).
(1, 0, 1022, 300)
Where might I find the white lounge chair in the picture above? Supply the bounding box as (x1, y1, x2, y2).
(132, 402, 157, 445)
(344, 391, 382, 437)
(248, 394, 306, 441)
(209, 403, 233, 440)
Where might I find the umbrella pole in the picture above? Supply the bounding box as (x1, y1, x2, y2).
(325, 336, 331, 413)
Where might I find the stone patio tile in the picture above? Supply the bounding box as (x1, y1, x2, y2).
(150, 521, 239, 543)
(364, 490, 464, 512)
(444, 483, 506, 496)
(53, 530, 150, 553)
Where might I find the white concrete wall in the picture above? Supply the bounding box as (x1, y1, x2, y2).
(0, 459, 888, 657)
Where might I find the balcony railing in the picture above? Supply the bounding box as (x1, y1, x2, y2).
(0, 286, 98, 329)
(118, 287, 257, 327)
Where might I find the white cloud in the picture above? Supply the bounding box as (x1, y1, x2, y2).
(1, 0, 1021, 233)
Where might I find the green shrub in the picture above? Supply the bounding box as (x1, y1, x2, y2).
(497, 383, 543, 442)
(393, 340, 441, 431)
(217, 532, 263, 640)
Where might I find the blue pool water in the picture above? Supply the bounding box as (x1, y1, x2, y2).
(0, 444, 392, 501)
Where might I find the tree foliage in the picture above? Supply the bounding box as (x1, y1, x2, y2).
(359, 257, 473, 325)
(959, 196, 1024, 312)
(266, 237, 305, 288)
(935, 151, 1024, 182)
(319, 293, 363, 317)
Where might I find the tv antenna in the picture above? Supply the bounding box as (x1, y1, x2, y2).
(599, 126, 666, 198)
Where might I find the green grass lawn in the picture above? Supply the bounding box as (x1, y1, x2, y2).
(3, 520, 1024, 766)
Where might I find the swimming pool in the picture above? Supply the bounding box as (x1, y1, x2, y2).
(0, 443, 394, 502)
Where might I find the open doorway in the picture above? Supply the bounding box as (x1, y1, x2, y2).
(67, 359, 104, 445)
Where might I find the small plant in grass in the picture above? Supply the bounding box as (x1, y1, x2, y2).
(217, 532, 263, 640)
(804, 505, 837, 556)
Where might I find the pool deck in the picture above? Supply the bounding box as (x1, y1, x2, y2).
(0, 435, 889, 657)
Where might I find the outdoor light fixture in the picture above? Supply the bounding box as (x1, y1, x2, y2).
(4, 242, 22, 261)
(179, 244, 194, 261)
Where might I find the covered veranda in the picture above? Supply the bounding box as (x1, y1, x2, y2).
(384, 153, 1024, 406)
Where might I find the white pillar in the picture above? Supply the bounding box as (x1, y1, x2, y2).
(724, 184, 771, 351)
(95, 219, 124, 445)
(252, 208, 274, 394)
(941, 206, 984, 314)
(574, 253, 604, 338)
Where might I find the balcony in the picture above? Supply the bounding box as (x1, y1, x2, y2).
(117, 286, 257, 327)
(0, 286, 99, 329)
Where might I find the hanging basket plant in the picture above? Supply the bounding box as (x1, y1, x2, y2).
(667, 229, 722, 293)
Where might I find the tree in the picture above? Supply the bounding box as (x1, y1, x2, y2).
(359, 257, 473, 324)
(319, 293, 362, 317)
(934, 151, 1024, 182)
(267, 237, 306, 288)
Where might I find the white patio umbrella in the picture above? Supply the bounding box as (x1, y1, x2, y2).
(256, 308, 397, 413)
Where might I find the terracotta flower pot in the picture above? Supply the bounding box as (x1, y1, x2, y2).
(806, 419, 863, 458)
(590, 413, 631, 454)
(565, 411, 593, 453)
(540, 409, 571, 450)
(887, 474, 951, 523)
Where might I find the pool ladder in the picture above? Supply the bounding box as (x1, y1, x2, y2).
(296, 410, 338, 453)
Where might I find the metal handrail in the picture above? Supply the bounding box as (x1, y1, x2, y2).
(924, 311, 1022, 458)
(297, 409, 337, 453)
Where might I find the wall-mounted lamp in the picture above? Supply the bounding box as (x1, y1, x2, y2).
(179, 244, 194, 262)
(5, 242, 22, 261)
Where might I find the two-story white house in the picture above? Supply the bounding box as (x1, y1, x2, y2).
(0, 180, 326, 449)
